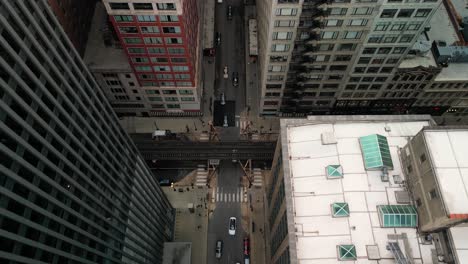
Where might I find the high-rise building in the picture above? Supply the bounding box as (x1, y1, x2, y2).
(48, 0, 98, 56)
(0, 1, 174, 263)
(266, 115, 443, 263)
(100, 0, 202, 114)
(257, 0, 442, 116)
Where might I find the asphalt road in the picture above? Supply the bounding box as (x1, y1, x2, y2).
(215, 0, 247, 118)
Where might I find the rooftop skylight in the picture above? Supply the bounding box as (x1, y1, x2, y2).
(326, 165, 343, 178)
(359, 134, 393, 170)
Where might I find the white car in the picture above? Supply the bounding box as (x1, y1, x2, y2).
(223, 66, 228, 79)
(228, 217, 237, 235)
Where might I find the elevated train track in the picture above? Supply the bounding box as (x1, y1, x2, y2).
(131, 135, 276, 161)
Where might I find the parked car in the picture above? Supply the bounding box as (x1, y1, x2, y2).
(229, 217, 237, 235)
(243, 237, 250, 256)
(227, 5, 232, 20)
(223, 115, 228, 127)
(215, 240, 223, 259)
(232, 72, 239, 87)
(220, 93, 225, 105)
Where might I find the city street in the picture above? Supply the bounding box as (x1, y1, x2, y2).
(215, 0, 247, 121)
(207, 160, 245, 264)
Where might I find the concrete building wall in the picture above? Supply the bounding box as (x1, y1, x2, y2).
(401, 129, 464, 232)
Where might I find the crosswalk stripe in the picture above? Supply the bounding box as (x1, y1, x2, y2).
(213, 187, 249, 203)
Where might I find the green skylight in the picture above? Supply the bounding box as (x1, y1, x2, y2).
(337, 245, 357, 260)
(359, 134, 393, 170)
(326, 165, 343, 178)
(378, 205, 417, 228)
(332, 202, 349, 217)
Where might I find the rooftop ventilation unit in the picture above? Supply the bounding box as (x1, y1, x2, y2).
(381, 167, 389, 182)
(321, 132, 337, 145)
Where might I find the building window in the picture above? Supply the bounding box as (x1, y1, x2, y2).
(119, 26, 138, 34)
(174, 74, 190, 80)
(179, 89, 193, 95)
(166, 104, 180, 109)
(133, 3, 153, 10)
(428, 189, 438, 200)
(152, 104, 165, 108)
(391, 22, 406, 31)
(128, 48, 145, 54)
(375, 22, 390, 31)
(386, 58, 399, 64)
(329, 7, 347, 15)
(372, 58, 384, 64)
(380, 67, 393, 73)
(274, 20, 295, 27)
(137, 15, 156, 22)
(160, 15, 179, 22)
(348, 19, 367, 26)
(268, 65, 286, 72)
(380, 9, 397, 18)
(362, 47, 376, 54)
(399, 34, 413, 43)
(162, 90, 177, 95)
(415, 9, 431, 17)
(151, 57, 169, 63)
(168, 48, 184, 54)
(124, 37, 142, 44)
(352, 7, 372, 15)
(109, 2, 129, 10)
(157, 3, 176, 10)
(181, 97, 195, 101)
(160, 81, 175, 86)
(144, 37, 163, 44)
(271, 44, 290, 52)
(165, 97, 179, 102)
(163, 27, 181, 33)
(344, 31, 361, 39)
(407, 22, 422, 30)
(275, 8, 298, 16)
(383, 35, 398, 43)
(113, 15, 133, 22)
(171, 58, 187, 63)
(154, 66, 171, 72)
(397, 9, 414, 18)
(321, 31, 339, 39)
(148, 47, 166, 54)
(393, 47, 406, 54)
(172, 66, 189, 72)
(273, 32, 293, 40)
(141, 26, 159, 33)
(148, 97, 163, 101)
(146, 90, 160, 94)
(165, 37, 183, 44)
(378, 47, 391, 54)
(368, 35, 383, 43)
(326, 19, 343, 27)
(156, 74, 172, 79)
(135, 66, 152, 72)
(139, 74, 155, 79)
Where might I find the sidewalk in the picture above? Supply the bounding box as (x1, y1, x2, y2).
(249, 186, 267, 264)
(163, 185, 209, 264)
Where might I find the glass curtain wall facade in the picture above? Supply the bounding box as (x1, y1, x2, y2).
(0, 1, 174, 263)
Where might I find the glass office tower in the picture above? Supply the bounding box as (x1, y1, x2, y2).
(0, 1, 174, 263)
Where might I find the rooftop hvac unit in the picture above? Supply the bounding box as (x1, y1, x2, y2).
(381, 167, 389, 182)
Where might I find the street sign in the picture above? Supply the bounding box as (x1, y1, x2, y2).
(209, 159, 220, 165)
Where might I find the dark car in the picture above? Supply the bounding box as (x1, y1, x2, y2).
(216, 32, 221, 46)
(227, 5, 232, 20)
(232, 72, 239, 87)
(243, 237, 250, 256)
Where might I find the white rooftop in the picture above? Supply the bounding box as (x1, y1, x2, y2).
(448, 224, 468, 264)
(423, 129, 468, 216)
(427, 1, 460, 45)
(434, 63, 468, 81)
(282, 116, 435, 263)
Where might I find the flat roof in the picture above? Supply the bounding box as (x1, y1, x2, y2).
(434, 63, 468, 81)
(450, 0, 468, 19)
(423, 128, 468, 216)
(427, 1, 460, 45)
(281, 115, 435, 263)
(83, 2, 132, 71)
(449, 224, 468, 264)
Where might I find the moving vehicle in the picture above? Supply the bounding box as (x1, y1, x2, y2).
(223, 66, 228, 79)
(227, 5, 232, 20)
(216, 32, 221, 46)
(223, 115, 228, 127)
(220, 93, 225, 105)
(229, 217, 237, 235)
(215, 240, 223, 258)
(232, 72, 239, 87)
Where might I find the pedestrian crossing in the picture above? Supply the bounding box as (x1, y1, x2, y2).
(212, 187, 248, 203)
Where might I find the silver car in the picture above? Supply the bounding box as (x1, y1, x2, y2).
(215, 240, 223, 259)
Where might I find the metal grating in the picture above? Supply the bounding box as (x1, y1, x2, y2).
(387, 242, 409, 264)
